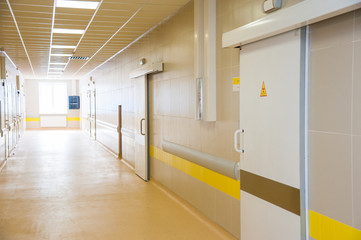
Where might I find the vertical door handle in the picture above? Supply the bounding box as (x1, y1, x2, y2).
(140, 118, 146, 136)
(234, 129, 244, 153)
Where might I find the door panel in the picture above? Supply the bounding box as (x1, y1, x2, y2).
(239, 29, 304, 240)
(134, 75, 148, 181)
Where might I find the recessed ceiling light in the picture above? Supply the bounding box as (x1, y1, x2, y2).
(48, 72, 63, 75)
(51, 45, 76, 49)
(51, 53, 73, 57)
(49, 67, 64, 70)
(50, 63, 67, 65)
(53, 28, 84, 34)
(56, 1, 99, 10)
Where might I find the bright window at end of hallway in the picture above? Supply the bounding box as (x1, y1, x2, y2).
(39, 82, 68, 114)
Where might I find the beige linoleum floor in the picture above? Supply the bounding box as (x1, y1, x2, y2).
(0, 130, 236, 240)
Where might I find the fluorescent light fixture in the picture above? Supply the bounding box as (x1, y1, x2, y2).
(49, 67, 64, 70)
(50, 62, 67, 65)
(53, 28, 84, 34)
(56, 1, 99, 10)
(48, 72, 63, 75)
(51, 53, 73, 57)
(51, 45, 76, 49)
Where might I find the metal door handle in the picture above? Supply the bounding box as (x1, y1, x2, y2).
(140, 118, 146, 136)
(234, 129, 244, 153)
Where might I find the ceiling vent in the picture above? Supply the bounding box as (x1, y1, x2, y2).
(69, 56, 89, 60)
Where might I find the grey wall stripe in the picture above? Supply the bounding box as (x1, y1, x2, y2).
(240, 170, 300, 216)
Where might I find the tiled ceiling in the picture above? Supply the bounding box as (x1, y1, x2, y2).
(0, 0, 190, 79)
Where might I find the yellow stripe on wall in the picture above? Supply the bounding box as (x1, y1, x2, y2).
(310, 210, 361, 240)
(66, 117, 80, 121)
(150, 145, 240, 200)
(26, 118, 40, 122)
(26, 117, 80, 122)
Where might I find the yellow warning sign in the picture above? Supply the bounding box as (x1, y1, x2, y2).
(233, 77, 240, 85)
(233, 77, 240, 92)
(260, 81, 267, 97)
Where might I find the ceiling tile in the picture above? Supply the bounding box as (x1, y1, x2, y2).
(0, 0, 191, 79)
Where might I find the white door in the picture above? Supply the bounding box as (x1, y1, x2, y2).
(134, 75, 148, 181)
(239, 29, 305, 240)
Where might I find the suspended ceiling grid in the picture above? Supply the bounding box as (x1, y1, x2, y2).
(0, 0, 190, 79)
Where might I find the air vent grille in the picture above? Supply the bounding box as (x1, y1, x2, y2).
(69, 56, 89, 60)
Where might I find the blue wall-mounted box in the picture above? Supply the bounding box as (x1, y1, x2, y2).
(69, 96, 80, 109)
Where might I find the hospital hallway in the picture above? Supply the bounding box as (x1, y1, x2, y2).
(0, 130, 236, 240)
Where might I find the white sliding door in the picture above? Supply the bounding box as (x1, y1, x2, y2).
(239, 29, 306, 240)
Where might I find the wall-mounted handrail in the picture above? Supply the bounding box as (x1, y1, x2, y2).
(121, 127, 135, 139)
(96, 121, 135, 139)
(162, 140, 239, 180)
(96, 119, 117, 130)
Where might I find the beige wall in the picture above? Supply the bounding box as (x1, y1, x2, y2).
(80, 0, 303, 238)
(308, 9, 361, 232)
(25, 79, 80, 129)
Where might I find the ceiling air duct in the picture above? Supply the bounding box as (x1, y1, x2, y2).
(69, 56, 89, 60)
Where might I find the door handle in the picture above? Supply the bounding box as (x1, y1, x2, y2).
(234, 129, 244, 153)
(140, 118, 146, 136)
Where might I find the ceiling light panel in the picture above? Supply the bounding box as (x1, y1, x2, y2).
(51, 45, 76, 49)
(53, 28, 84, 34)
(50, 63, 67, 65)
(56, 1, 99, 10)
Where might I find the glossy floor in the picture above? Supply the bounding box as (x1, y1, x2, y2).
(0, 130, 236, 240)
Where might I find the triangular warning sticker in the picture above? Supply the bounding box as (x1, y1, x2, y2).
(260, 81, 267, 97)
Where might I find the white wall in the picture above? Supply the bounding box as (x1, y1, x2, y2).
(24, 79, 80, 128)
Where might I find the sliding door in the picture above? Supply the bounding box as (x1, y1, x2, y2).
(239, 29, 306, 240)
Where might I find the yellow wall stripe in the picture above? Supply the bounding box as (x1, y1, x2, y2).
(310, 210, 361, 240)
(26, 117, 80, 122)
(150, 145, 240, 200)
(26, 118, 40, 122)
(66, 117, 80, 121)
